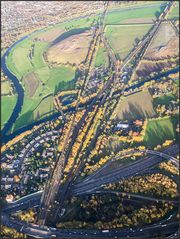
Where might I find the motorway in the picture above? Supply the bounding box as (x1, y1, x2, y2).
(48, 1, 176, 223)
(1, 212, 179, 239)
(37, 2, 110, 225)
(2, 126, 179, 234)
(2, 1, 178, 238)
(72, 145, 179, 195)
(3, 146, 179, 215)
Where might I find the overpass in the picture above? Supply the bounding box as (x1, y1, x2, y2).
(3, 145, 179, 215)
(72, 145, 179, 195)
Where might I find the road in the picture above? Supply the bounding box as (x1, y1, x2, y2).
(15, 130, 59, 174)
(37, 2, 110, 225)
(53, 0, 175, 221)
(2, 1, 178, 238)
(72, 145, 179, 195)
(80, 189, 179, 204)
(3, 145, 179, 215)
(2, 146, 179, 238)
(1, 213, 179, 239)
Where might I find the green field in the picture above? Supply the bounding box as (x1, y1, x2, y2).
(105, 2, 166, 25)
(33, 95, 54, 118)
(94, 46, 109, 67)
(7, 45, 33, 79)
(5, 17, 88, 131)
(13, 94, 54, 131)
(105, 24, 152, 60)
(153, 94, 176, 107)
(1, 95, 17, 128)
(143, 115, 178, 148)
(168, 2, 179, 19)
(4, 14, 99, 132)
(31, 42, 48, 68)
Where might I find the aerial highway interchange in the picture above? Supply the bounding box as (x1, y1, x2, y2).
(1, 1, 179, 238)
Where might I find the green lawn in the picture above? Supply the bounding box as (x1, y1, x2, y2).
(35, 65, 76, 93)
(31, 42, 49, 69)
(105, 2, 166, 24)
(33, 95, 54, 119)
(94, 46, 109, 67)
(1, 95, 17, 128)
(47, 66, 75, 92)
(143, 115, 178, 148)
(168, 2, 179, 19)
(105, 24, 152, 60)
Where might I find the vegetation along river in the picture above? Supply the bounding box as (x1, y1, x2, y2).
(1, 17, 179, 144)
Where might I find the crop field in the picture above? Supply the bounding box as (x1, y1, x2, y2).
(94, 46, 109, 68)
(1, 80, 13, 95)
(5, 18, 86, 131)
(1, 95, 17, 128)
(144, 22, 179, 60)
(132, 58, 179, 81)
(167, 2, 179, 19)
(105, 2, 166, 25)
(5, 14, 99, 132)
(112, 90, 156, 120)
(23, 72, 39, 97)
(47, 29, 93, 65)
(105, 24, 152, 60)
(143, 115, 178, 148)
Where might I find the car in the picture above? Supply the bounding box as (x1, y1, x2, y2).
(162, 224, 167, 227)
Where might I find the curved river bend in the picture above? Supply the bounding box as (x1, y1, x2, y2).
(1, 21, 179, 144)
(1, 13, 100, 141)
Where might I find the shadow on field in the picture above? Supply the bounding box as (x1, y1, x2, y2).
(121, 102, 156, 120)
(50, 28, 89, 46)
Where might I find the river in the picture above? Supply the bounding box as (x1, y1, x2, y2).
(2, 66, 179, 144)
(1, 13, 99, 140)
(1, 16, 179, 144)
